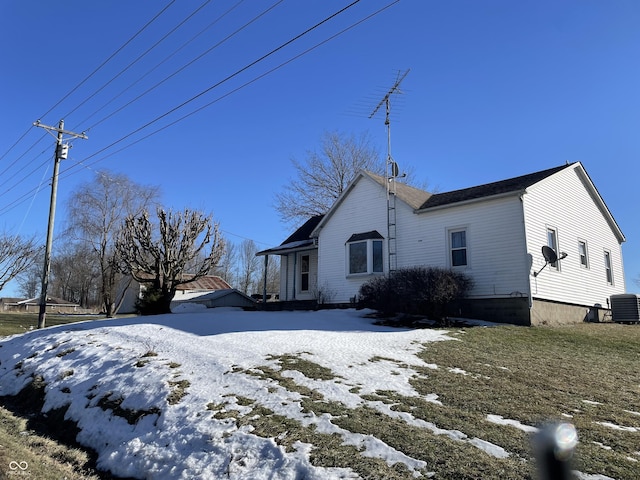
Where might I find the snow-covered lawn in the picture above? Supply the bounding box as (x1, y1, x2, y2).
(0, 308, 457, 479)
(0, 308, 632, 479)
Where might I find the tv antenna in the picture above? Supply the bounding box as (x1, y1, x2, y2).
(369, 69, 409, 189)
(369, 69, 409, 274)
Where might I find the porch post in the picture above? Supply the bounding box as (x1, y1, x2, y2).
(262, 255, 269, 304)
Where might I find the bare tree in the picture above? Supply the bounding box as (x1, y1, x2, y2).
(16, 251, 44, 298)
(258, 255, 280, 296)
(50, 242, 100, 307)
(116, 207, 225, 314)
(237, 239, 260, 295)
(0, 234, 38, 294)
(65, 170, 160, 316)
(274, 131, 384, 225)
(212, 238, 237, 286)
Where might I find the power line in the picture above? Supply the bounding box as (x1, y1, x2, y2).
(0, 1, 399, 219)
(73, 0, 248, 131)
(0, 1, 176, 195)
(62, 0, 366, 174)
(63, 0, 212, 121)
(62, 0, 399, 177)
(41, 1, 176, 121)
(79, 0, 281, 133)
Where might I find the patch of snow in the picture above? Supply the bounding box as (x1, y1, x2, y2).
(448, 367, 469, 375)
(592, 441, 612, 450)
(573, 472, 616, 480)
(582, 400, 602, 406)
(468, 438, 510, 458)
(486, 414, 539, 433)
(596, 421, 638, 432)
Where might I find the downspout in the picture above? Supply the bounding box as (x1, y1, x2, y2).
(520, 192, 534, 315)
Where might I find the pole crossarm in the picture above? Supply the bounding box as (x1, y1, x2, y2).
(33, 120, 88, 140)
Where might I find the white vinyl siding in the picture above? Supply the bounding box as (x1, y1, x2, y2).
(523, 165, 625, 307)
(317, 176, 390, 303)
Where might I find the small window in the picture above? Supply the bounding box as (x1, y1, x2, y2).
(604, 250, 613, 285)
(346, 232, 384, 275)
(547, 228, 559, 269)
(450, 229, 468, 267)
(578, 241, 589, 268)
(300, 255, 310, 291)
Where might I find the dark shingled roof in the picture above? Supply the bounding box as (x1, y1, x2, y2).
(418, 164, 572, 210)
(256, 215, 324, 256)
(280, 215, 325, 245)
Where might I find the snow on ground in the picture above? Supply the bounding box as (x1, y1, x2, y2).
(0, 308, 457, 479)
(0, 308, 623, 479)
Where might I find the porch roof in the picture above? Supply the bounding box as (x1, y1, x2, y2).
(256, 215, 324, 256)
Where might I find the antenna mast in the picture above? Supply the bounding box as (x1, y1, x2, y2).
(369, 69, 409, 274)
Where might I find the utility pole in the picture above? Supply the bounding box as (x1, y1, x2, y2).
(33, 119, 88, 329)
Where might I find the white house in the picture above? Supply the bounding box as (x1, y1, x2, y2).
(258, 162, 626, 325)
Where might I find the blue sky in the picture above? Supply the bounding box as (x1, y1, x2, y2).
(1, 0, 639, 294)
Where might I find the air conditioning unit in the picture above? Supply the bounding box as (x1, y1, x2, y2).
(610, 294, 640, 324)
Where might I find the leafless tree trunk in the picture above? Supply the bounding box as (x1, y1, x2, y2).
(238, 239, 260, 295)
(212, 238, 236, 287)
(65, 170, 160, 316)
(116, 207, 225, 314)
(50, 242, 100, 307)
(16, 252, 43, 298)
(0, 234, 38, 294)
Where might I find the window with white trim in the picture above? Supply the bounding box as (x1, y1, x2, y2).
(449, 228, 468, 267)
(546, 227, 559, 269)
(604, 250, 613, 285)
(578, 240, 589, 268)
(346, 231, 384, 275)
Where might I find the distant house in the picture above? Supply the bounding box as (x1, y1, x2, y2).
(258, 162, 626, 325)
(116, 274, 251, 314)
(171, 289, 256, 310)
(1, 296, 82, 314)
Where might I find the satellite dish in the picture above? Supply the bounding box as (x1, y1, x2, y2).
(534, 245, 560, 277)
(390, 161, 399, 178)
(541, 245, 558, 265)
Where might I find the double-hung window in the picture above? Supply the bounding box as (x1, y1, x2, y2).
(604, 250, 613, 285)
(449, 228, 468, 267)
(578, 240, 589, 268)
(347, 231, 384, 275)
(546, 227, 559, 269)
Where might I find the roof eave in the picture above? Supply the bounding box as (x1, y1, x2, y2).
(415, 190, 523, 214)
